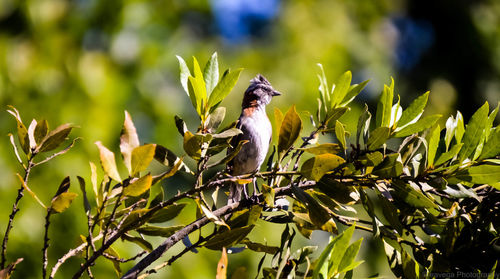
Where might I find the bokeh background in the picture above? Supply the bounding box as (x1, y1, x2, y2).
(0, 0, 499, 278)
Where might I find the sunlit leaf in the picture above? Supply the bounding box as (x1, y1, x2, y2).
(207, 68, 243, 110)
(434, 143, 463, 166)
(391, 180, 439, 211)
(131, 144, 156, 177)
(335, 120, 346, 150)
(331, 71, 352, 108)
(176, 55, 191, 96)
(204, 52, 219, 94)
(458, 102, 489, 162)
(393, 114, 441, 138)
(340, 80, 369, 107)
(455, 111, 465, 143)
(325, 107, 349, 126)
(122, 234, 153, 252)
(455, 164, 500, 185)
(278, 105, 302, 155)
(95, 141, 121, 182)
(397, 91, 429, 129)
(212, 128, 242, 139)
(300, 154, 345, 182)
(301, 143, 341, 155)
(478, 128, 500, 160)
(27, 119, 37, 150)
(51, 192, 78, 214)
(329, 225, 356, 275)
(120, 111, 140, 175)
(34, 119, 48, 145)
(37, 123, 74, 153)
(7, 106, 30, 154)
(367, 127, 391, 151)
(375, 79, 394, 128)
(427, 124, 441, 168)
(124, 174, 152, 197)
(338, 238, 364, 274)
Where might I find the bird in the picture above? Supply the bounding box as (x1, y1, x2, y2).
(227, 74, 281, 204)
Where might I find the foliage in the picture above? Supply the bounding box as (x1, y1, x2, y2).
(1, 54, 499, 279)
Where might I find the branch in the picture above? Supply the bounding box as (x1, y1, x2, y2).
(33, 138, 79, 167)
(1, 160, 33, 269)
(122, 182, 315, 278)
(42, 209, 52, 279)
(49, 233, 103, 279)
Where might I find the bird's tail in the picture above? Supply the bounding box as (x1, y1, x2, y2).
(227, 182, 242, 205)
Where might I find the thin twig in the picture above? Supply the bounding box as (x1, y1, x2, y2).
(103, 251, 147, 263)
(49, 233, 103, 279)
(42, 209, 52, 279)
(1, 159, 33, 269)
(33, 138, 80, 167)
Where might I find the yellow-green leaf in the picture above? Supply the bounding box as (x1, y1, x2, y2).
(331, 71, 352, 108)
(278, 105, 302, 155)
(455, 164, 500, 185)
(7, 106, 30, 154)
(458, 102, 489, 161)
(427, 124, 441, 168)
(397, 91, 429, 129)
(136, 225, 183, 237)
(203, 52, 219, 94)
(301, 143, 341, 155)
(301, 154, 345, 182)
(95, 141, 121, 182)
(131, 144, 156, 177)
(393, 114, 441, 138)
(207, 68, 243, 110)
(375, 79, 394, 128)
(479, 128, 500, 160)
(367, 127, 390, 151)
(335, 120, 346, 150)
(34, 119, 48, 145)
(124, 174, 152, 197)
(51, 192, 78, 213)
(205, 226, 254, 250)
(372, 153, 403, 178)
(148, 203, 187, 223)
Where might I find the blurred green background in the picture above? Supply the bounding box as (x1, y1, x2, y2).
(0, 0, 499, 278)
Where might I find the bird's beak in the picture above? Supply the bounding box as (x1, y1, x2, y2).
(272, 90, 281, 96)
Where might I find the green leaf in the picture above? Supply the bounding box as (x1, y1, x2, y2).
(148, 203, 187, 223)
(212, 128, 242, 139)
(335, 120, 346, 150)
(136, 225, 183, 237)
(402, 250, 419, 279)
(479, 128, 500, 160)
(120, 111, 140, 175)
(391, 180, 439, 211)
(95, 141, 121, 182)
(51, 192, 78, 214)
(278, 105, 302, 155)
(458, 102, 489, 162)
(317, 63, 330, 113)
(372, 153, 403, 178)
(206, 107, 226, 132)
(205, 226, 254, 250)
(131, 144, 156, 176)
(397, 91, 429, 129)
(485, 102, 499, 139)
(301, 143, 341, 155)
(154, 144, 191, 173)
(363, 151, 384, 166)
(331, 71, 352, 108)
(367, 127, 391, 151)
(183, 132, 212, 160)
(203, 52, 219, 94)
(7, 106, 30, 154)
(124, 174, 152, 197)
(261, 184, 275, 207)
(329, 225, 356, 275)
(455, 164, 500, 185)
(455, 111, 465, 143)
(300, 154, 345, 182)
(176, 55, 191, 96)
(207, 139, 248, 168)
(207, 68, 243, 110)
(427, 124, 441, 168)
(357, 104, 371, 146)
(435, 143, 463, 166)
(188, 76, 205, 116)
(325, 107, 349, 126)
(338, 238, 364, 274)
(313, 236, 336, 279)
(105, 247, 122, 276)
(122, 234, 153, 252)
(36, 123, 74, 153)
(340, 80, 369, 107)
(393, 114, 441, 138)
(375, 79, 394, 128)
(34, 119, 48, 145)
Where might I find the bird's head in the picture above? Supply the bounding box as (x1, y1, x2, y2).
(242, 74, 281, 108)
